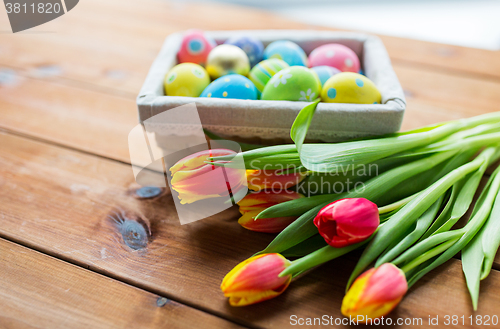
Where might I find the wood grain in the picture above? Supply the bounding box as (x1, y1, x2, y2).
(0, 238, 240, 329)
(0, 0, 498, 98)
(0, 131, 499, 328)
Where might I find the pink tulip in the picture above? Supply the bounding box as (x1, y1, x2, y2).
(314, 198, 379, 248)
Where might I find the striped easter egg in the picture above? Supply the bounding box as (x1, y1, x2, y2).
(248, 59, 289, 93)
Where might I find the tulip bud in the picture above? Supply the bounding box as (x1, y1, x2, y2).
(246, 169, 306, 192)
(342, 263, 408, 322)
(237, 190, 305, 233)
(314, 198, 379, 248)
(170, 149, 246, 204)
(221, 253, 292, 307)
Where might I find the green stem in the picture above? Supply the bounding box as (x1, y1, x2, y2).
(378, 194, 417, 214)
(400, 238, 459, 273)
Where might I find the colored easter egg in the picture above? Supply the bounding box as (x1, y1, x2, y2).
(261, 66, 321, 102)
(321, 72, 381, 104)
(201, 74, 258, 100)
(177, 29, 216, 66)
(263, 40, 308, 67)
(164, 63, 210, 97)
(206, 45, 250, 79)
(309, 44, 360, 73)
(225, 35, 264, 67)
(248, 58, 289, 93)
(311, 65, 341, 86)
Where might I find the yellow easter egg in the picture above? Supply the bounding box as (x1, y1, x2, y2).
(164, 63, 210, 97)
(321, 72, 381, 104)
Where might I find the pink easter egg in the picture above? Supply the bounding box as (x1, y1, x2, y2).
(177, 29, 216, 65)
(308, 44, 360, 73)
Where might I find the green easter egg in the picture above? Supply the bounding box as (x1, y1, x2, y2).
(321, 72, 381, 104)
(261, 66, 321, 102)
(248, 58, 289, 92)
(164, 63, 210, 97)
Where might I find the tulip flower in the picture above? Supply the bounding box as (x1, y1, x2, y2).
(314, 198, 379, 248)
(221, 253, 292, 306)
(237, 190, 305, 233)
(246, 169, 306, 192)
(170, 149, 246, 204)
(342, 263, 408, 322)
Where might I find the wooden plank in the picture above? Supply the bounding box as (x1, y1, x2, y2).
(1, 0, 499, 98)
(0, 76, 137, 163)
(1, 131, 499, 327)
(0, 0, 309, 96)
(0, 238, 240, 329)
(396, 65, 500, 131)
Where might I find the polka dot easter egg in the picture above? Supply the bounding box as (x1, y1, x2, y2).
(164, 63, 210, 97)
(201, 74, 258, 100)
(225, 35, 264, 67)
(177, 29, 216, 66)
(206, 44, 250, 80)
(311, 65, 340, 87)
(321, 72, 381, 104)
(263, 40, 308, 67)
(261, 66, 321, 102)
(248, 58, 289, 93)
(309, 44, 360, 73)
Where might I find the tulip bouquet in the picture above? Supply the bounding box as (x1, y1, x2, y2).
(170, 100, 500, 322)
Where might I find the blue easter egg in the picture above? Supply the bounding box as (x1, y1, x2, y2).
(201, 74, 258, 100)
(263, 40, 308, 67)
(311, 65, 341, 86)
(225, 35, 264, 67)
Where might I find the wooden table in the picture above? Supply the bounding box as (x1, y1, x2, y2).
(1, 1, 500, 328)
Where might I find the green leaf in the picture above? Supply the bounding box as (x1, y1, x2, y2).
(406, 155, 500, 289)
(281, 234, 327, 258)
(256, 204, 323, 255)
(462, 165, 500, 310)
(257, 151, 457, 219)
(297, 122, 463, 173)
(376, 194, 444, 266)
(462, 232, 484, 310)
(280, 238, 371, 277)
(210, 144, 298, 162)
(290, 99, 321, 153)
(432, 157, 490, 235)
(347, 150, 489, 288)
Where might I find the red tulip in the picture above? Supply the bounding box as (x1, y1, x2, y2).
(221, 253, 292, 306)
(342, 263, 408, 322)
(246, 169, 306, 192)
(170, 149, 246, 204)
(314, 198, 379, 248)
(237, 190, 305, 233)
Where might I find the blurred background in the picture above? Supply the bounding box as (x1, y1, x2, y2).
(189, 0, 500, 50)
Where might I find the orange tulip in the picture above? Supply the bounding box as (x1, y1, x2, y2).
(170, 149, 246, 204)
(342, 263, 408, 323)
(246, 169, 306, 192)
(221, 253, 292, 307)
(237, 190, 305, 233)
